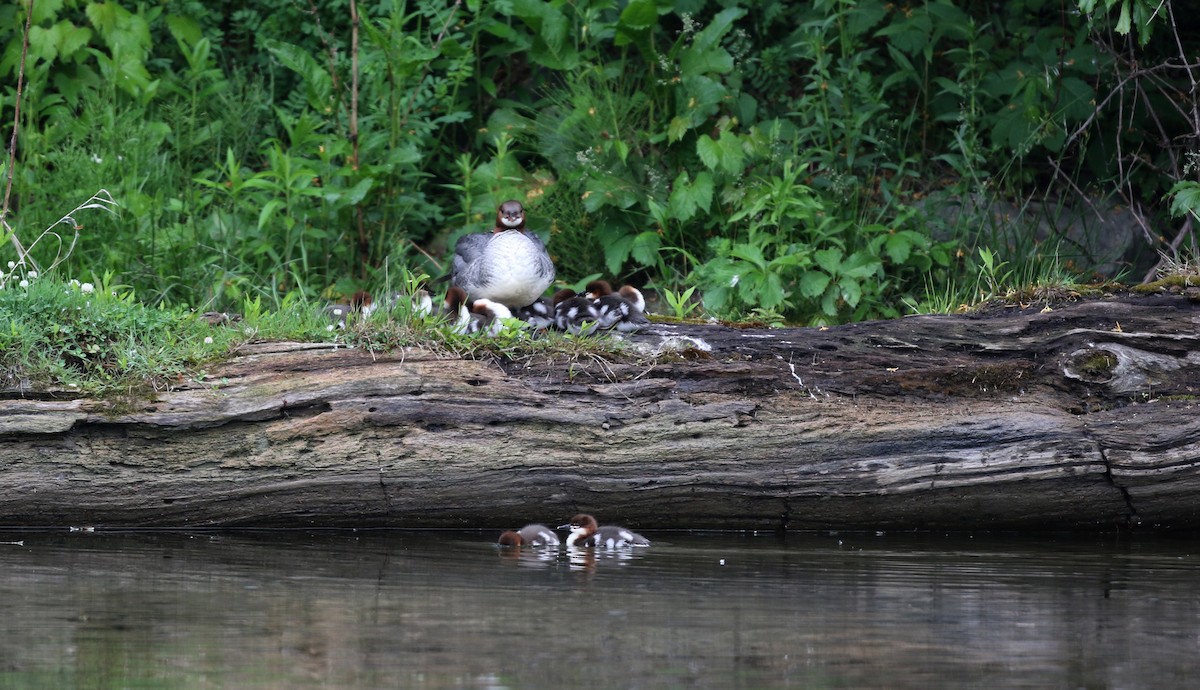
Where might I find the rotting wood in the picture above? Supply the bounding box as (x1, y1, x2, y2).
(0, 293, 1198, 530)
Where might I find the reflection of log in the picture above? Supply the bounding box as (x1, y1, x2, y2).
(1, 294, 1198, 530)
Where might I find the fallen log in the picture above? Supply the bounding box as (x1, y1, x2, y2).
(1, 292, 1198, 530)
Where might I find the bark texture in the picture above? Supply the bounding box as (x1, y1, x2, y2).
(1, 293, 1198, 530)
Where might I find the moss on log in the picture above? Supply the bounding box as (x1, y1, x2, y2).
(1, 294, 1198, 530)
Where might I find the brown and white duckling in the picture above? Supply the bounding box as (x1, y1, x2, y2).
(444, 286, 513, 335)
(466, 298, 514, 336)
(324, 290, 374, 328)
(497, 523, 560, 547)
(551, 288, 599, 335)
(450, 200, 556, 309)
(584, 280, 650, 332)
(559, 513, 650, 548)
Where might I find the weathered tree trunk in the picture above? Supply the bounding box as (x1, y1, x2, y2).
(2, 293, 1198, 530)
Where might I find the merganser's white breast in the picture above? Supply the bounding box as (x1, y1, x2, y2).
(470, 231, 555, 307)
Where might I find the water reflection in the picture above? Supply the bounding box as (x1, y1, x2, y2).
(0, 530, 1196, 688)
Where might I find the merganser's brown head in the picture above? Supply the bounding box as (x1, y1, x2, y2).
(584, 280, 614, 299)
(552, 288, 580, 305)
(497, 530, 524, 546)
(443, 286, 469, 314)
(617, 285, 646, 313)
(558, 513, 599, 537)
(494, 200, 526, 233)
(471, 298, 513, 319)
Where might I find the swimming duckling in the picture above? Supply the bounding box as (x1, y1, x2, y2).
(497, 523, 560, 547)
(559, 513, 650, 548)
(450, 200, 556, 309)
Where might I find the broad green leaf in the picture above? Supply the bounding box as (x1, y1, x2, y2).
(630, 231, 662, 266)
(1168, 181, 1200, 219)
(840, 278, 863, 308)
(696, 135, 721, 170)
(761, 272, 785, 309)
(165, 15, 202, 47)
(717, 130, 745, 175)
(602, 232, 634, 275)
(885, 233, 913, 264)
(668, 116, 691, 143)
(814, 248, 843, 275)
(32, 0, 66, 24)
(669, 171, 714, 221)
(691, 8, 745, 51)
(799, 270, 831, 299)
(679, 45, 734, 76)
(57, 21, 93, 59)
(618, 0, 658, 29)
(729, 243, 766, 271)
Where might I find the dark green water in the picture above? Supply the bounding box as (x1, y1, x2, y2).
(0, 530, 1196, 689)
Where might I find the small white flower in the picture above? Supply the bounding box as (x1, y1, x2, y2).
(243, 327, 254, 336)
(203, 336, 214, 344)
(91, 154, 103, 164)
(27, 271, 37, 279)
(6, 261, 14, 269)
(80, 283, 95, 294)
(70, 279, 80, 287)
(19, 279, 29, 288)
(326, 324, 336, 332)
(332, 308, 344, 316)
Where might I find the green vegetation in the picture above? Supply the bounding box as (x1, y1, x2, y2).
(2, 0, 1197, 337)
(0, 271, 643, 396)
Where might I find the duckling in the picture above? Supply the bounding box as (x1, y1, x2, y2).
(618, 284, 646, 313)
(559, 513, 650, 548)
(552, 288, 599, 335)
(514, 296, 554, 329)
(443, 285, 473, 332)
(323, 290, 374, 328)
(497, 523, 560, 547)
(410, 288, 434, 317)
(450, 200, 556, 309)
(466, 298, 513, 336)
(584, 280, 651, 332)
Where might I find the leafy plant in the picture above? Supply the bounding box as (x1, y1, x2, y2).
(659, 286, 701, 320)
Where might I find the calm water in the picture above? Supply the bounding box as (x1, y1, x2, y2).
(0, 529, 1196, 689)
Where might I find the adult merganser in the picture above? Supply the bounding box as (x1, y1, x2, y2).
(559, 513, 650, 548)
(552, 288, 599, 335)
(584, 280, 651, 332)
(450, 200, 556, 309)
(497, 523, 560, 547)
